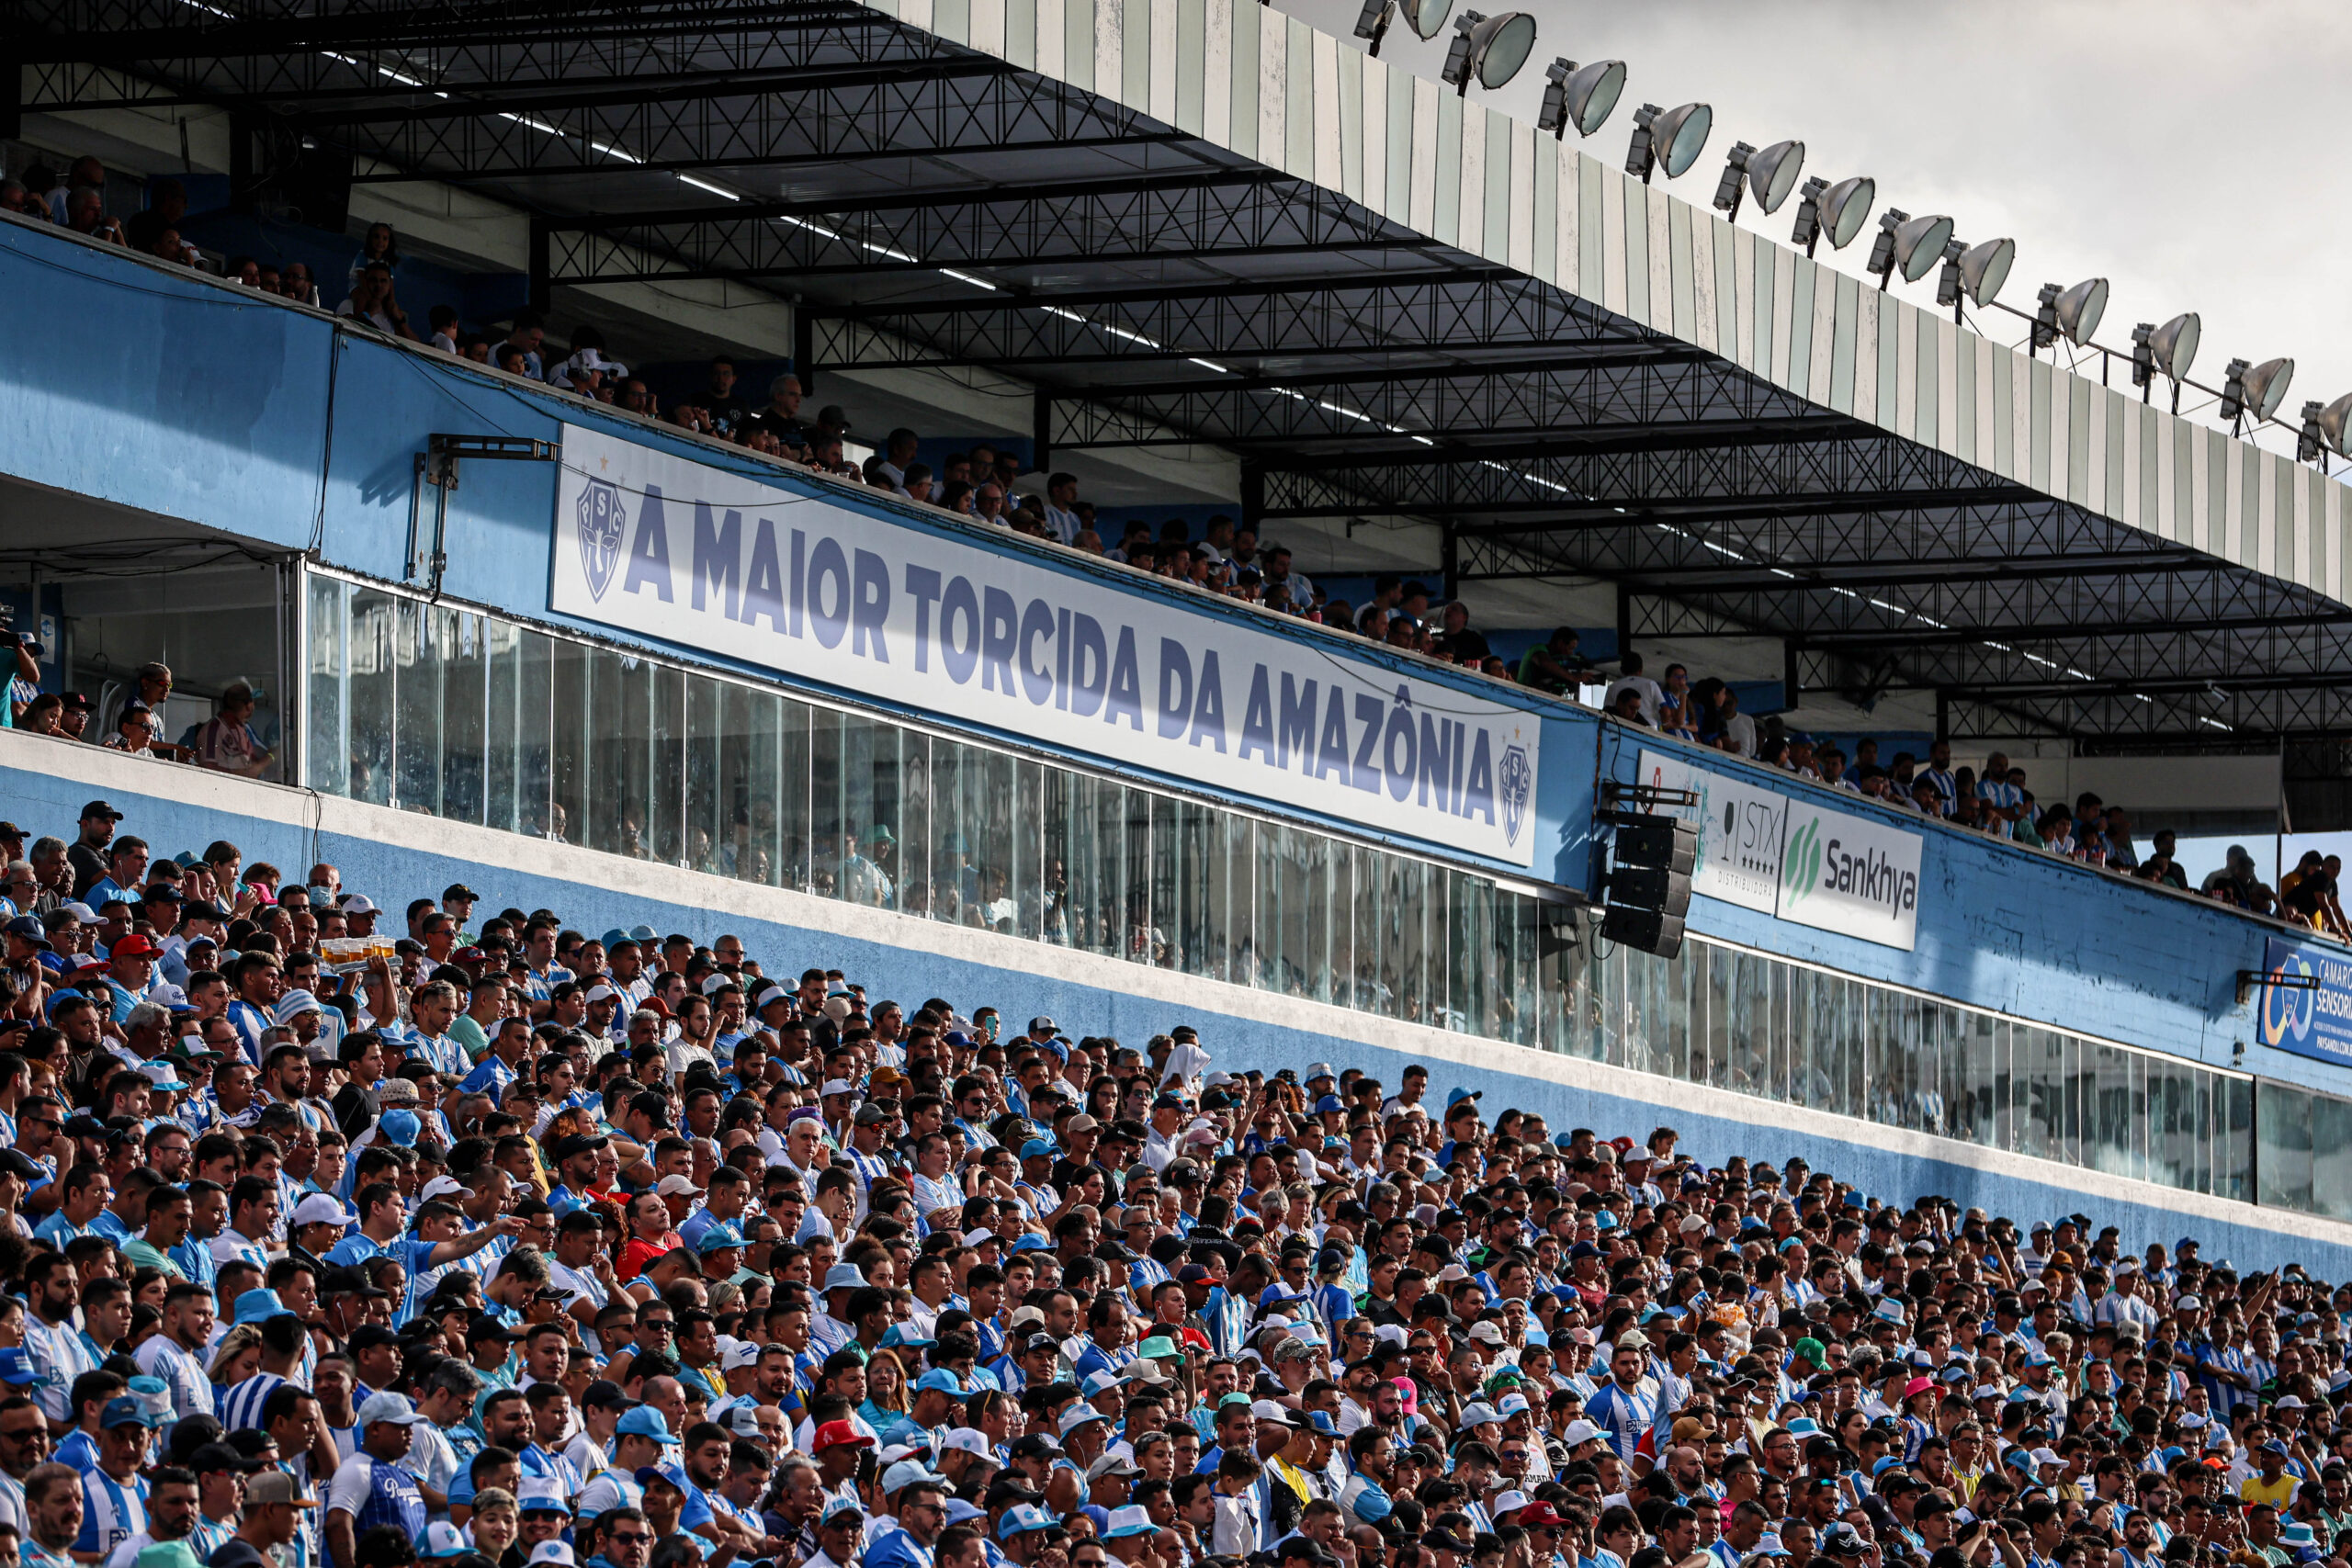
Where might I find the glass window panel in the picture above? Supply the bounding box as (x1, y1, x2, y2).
(2258, 1081, 2314, 1213)
(899, 731, 931, 913)
(304, 575, 347, 796)
(1091, 778, 1129, 960)
(1453, 870, 1490, 1034)
(2312, 1093, 2352, 1222)
(1196, 806, 1231, 982)
(1177, 803, 1220, 979)
(1302, 836, 1336, 1005)
(1704, 946, 1738, 1089)
(485, 622, 546, 837)
(1223, 818, 1252, 984)
(1121, 786, 1151, 965)
(934, 740, 978, 925)
(1038, 767, 1075, 943)
(2219, 1075, 2254, 1203)
(809, 709, 846, 898)
(685, 675, 725, 874)
(720, 683, 784, 887)
(548, 638, 588, 845)
(1013, 759, 1046, 940)
(1254, 822, 1285, 992)
(1150, 796, 1182, 971)
(775, 697, 811, 890)
(392, 598, 443, 816)
(439, 610, 487, 827)
(967, 748, 1014, 935)
(646, 665, 684, 865)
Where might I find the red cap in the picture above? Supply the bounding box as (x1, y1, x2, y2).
(1517, 1505, 1566, 1529)
(814, 1420, 872, 1450)
(108, 935, 162, 960)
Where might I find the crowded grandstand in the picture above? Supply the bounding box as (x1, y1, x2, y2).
(0, 790, 2321, 1568)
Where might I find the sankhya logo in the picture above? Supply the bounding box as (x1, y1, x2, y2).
(1782, 817, 1822, 900)
(1499, 743, 1532, 845)
(576, 479, 628, 602)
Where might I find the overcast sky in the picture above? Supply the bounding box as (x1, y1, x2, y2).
(1272, 0, 2352, 460)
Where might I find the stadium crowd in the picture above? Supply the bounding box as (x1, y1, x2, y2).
(0, 795, 2328, 1568)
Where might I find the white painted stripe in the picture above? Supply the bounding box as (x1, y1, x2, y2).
(1355, 54, 1383, 218)
(2011, 349, 2034, 489)
(1554, 141, 1577, 294)
(2086, 381, 2108, 513)
(1200, 0, 1228, 142)
(2121, 393, 2142, 527)
(1851, 284, 1877, 423)
(1458, 96, 1487, 259)
(1732, 227, 1757, 374)
(1038, 0, 1067, 77)
(1645, 185, 1673, 330)
(1769, 239, 1796, 385)
(1506, 121, 1534, 275)
(1690, 212, 1719, 354)
(1600, 163, 1628, 317)
(1893, 299, 1917, 440)
(1935, 317, 1958, 455)
(1256, 6, 1284, 169)
(1973, 336, 1996, 471)
(1408, 75, 1439, 236)
(1313, 31, 1342, 190)
(1148, 0, 1178, 122)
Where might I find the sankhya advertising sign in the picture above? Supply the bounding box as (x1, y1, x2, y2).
(550, 424, 1544, 869)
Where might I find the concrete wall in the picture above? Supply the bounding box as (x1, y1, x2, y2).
(7, 728, 2348, 1274)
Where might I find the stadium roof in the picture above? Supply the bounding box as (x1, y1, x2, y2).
(23, 0, 2352, 743)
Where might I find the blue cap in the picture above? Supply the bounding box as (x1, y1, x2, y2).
(999, 1506, 1058, 1540)
(601, 930, 632, 950)
(1313, 1094, 1343, 1114)
(0, 1349, 50, 1388)
(914, 1369, 967, 1397)
(1444, 1087, 1482, 1109)
(1020, 1139, 1057, 1161)
(877, 1325, 935, 1351)
(100, 1395, 162, 1430)
(1307, 1412, 1339, 1436)
(632, 1463, 691, 1491)
(233, 1289, 291, 1325)
(379, 1109, 421, 1148)
(615, 1408, 676, 1443)
(1012, 1235, 1053, 1254)
(695, 1222, 746, 1254)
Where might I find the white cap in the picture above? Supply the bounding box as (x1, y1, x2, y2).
(290, 1193, 353, 1229)
(339, 894, 379, 914)
(943, 1427, 995, 1460)
(527, 1546, 577, 1568)
(720, 1341, 760, 1371)
(518, 1481, 572, 1515)
(584, 983, 618, 1003)
(417, 1177, 470, 1204)
(1561, 1419, 1604, 1447)
(655, 1175, 704, 1197)
(820, 1078, 858, 1098)
(1491, 1492, 1529, 1518)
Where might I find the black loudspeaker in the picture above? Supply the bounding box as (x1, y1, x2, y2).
(1601, 905, 1685, 958)
(1600, 811, 1696, 956)
(1607, 863, 1692, 913)
(1613, 816, 1697, 874)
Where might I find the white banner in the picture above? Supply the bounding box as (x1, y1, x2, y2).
(550, 425, 1544, 867)
(1774, 797, 1924, 950)
(1636, 748, 1787, 915)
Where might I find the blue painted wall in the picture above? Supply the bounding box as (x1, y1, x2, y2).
(0, 747, 2336, 1276)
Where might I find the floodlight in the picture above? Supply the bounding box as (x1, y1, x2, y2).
(1442, 9, 1535, 95)
(2130, 313, 2199, 407)
(1403, 0, 1452, 40)
(1712, 139, 1804, 225)
(2314, 392, 2352, 458)
(1789, 175, 1873, 257)
(1865, 209, 1951, 290)
(2220, 355, 2293, 432)
(1625, 101, 1711, 184)
(1934, 236, 2014, 315)
(1538, 58, 1625, 140)
(1353, 0, 1396, 54)
(2030, 277, 2107, 352)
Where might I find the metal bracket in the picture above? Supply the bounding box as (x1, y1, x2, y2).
(2237, 967, 2321, 1008)
(405, 434, 559, 600)
(1599, 780, 1701, 816)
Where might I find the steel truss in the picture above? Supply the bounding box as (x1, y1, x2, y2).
(21, 0, 2352, 739)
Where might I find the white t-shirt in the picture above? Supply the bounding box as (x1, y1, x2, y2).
(1604, 676, 1664, 725)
